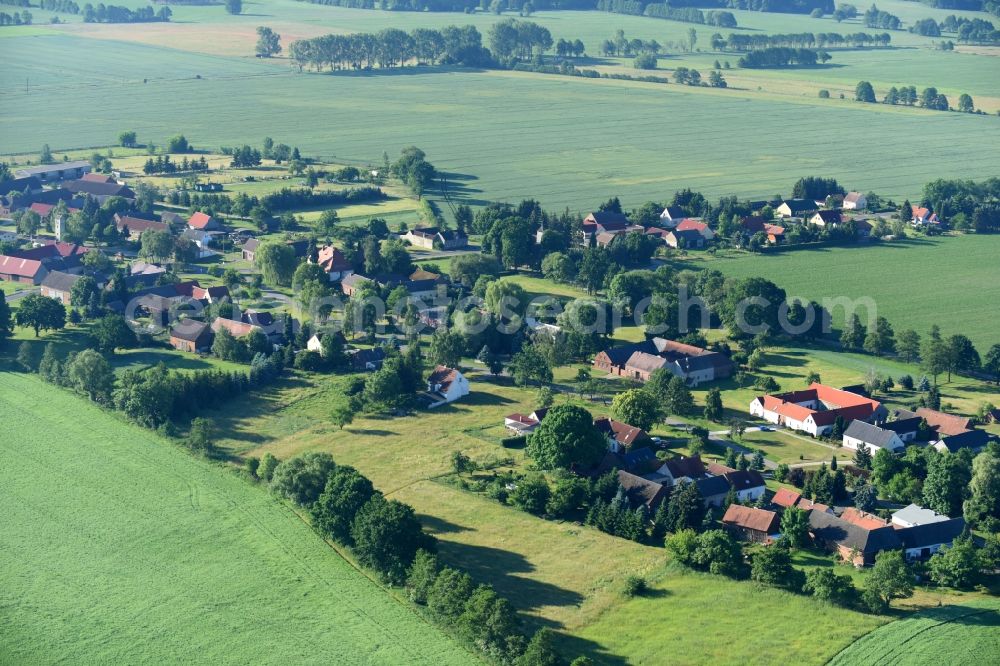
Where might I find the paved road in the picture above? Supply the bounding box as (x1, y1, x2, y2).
(6, 287, 36, 302)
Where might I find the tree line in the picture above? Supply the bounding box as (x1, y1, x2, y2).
(596, 0, 738, 27)
(855, 81, 978, 113)
(263, 451, 572, 663)
(716, 31, 891, 51)
(863, 4, 901, 29)
(738, 47, 828, 68)
(940, 16, 999, 43)
(82, 2, 170, 22)
(142, 154, 210, 175)
(289, 25, 492, 71)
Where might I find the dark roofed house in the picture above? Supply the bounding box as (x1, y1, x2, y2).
(665, 228, 705, 249)
(809, 210, 843, 227)
(349, 347, 387, 372)
(896, 517, 966, 561)
(695, 475, 731, 507)
(62, 178, 135, 202)
(40, 271, 81, 304)
(808, 510, 903, 566)
(722, 470, 766, 503)
(15, 160, 91, 183)
(776, 199, 818, 218)
(115, 214, 169, 240)
(169, 319, 214, 353)
(657, 455, 707, 486)
(617, 471, 668, 510)
(241, 238, 259, 263)
(936, 429, 989, 453)
(0, 176, 42, 197)
(722, 505, 780, 543)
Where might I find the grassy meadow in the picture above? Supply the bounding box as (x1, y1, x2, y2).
(0, 372, 473, 665)
(698, 234, 1000, 350)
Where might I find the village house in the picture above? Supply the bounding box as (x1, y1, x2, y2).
(616, 471, 669, 510)
(675, 218, 715, 241)
(503, 408, 549, 435)
(594, 417, 651, 453)
(426, 365, 469, 407)
(695, 475, 731, 507)
(241, 238, 259, 263)
(652, 455, 707, 486)
(749, 383, 886, 437)
(911, 206, 939, 226)
(740, 215, 767, 234)
(180, 229, 219, 258)
(580, 211, 637, 244)
(797, 499, 833, 513)
(658, 206, 686, 228)
(188, 211, 221, 231)
(39, 271, 81, 304)
(169, 319, 214, 353)
(842, 420, 905, 455)
(643, 227, 671, 243)
(763, 223, 786, 244)
(0, 176, 42, 200)
(597, 338, 734, 387)
(211, 317, 261, 340)
(15, 160, 91, 183)
(340, 273, 372, 297)
(401, 227, 468, 251)
(907, 407, 989, 452)
(721, 505, 780, 544)
(114, 213, 169, 241)
(808, 510, 903, 566)
(665, 228, 705, 249)
(840, 507, 890, 530)
(891, 504, 950, 529)
(348, 347, 387, 372)
(723, 470, 767, 503)
(775, 199, 817, 218)
(842, 192, 867, 210)
(770, 487, 802, 510)
(313, 245, 353, 282)
(897, 518, 967, 562)
(809, 210, 843, 227)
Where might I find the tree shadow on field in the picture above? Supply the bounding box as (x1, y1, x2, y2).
(347, 428, 397, 437)
(434, 540, 586, 618)
(322, 65, 488, 78)
(418, 514, 473, 534)
(205, 374, 312, 447)
(554, 632, 630, 666)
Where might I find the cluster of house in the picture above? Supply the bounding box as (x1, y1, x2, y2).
(593, 337, 735, 387)
(0, 240, 89, 285)
(576, 210, 716, 250)
(751, 382, 991, 454)
(723, 488, 967, 566)
(400, 227, 468, 251)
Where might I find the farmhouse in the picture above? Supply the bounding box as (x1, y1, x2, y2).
(401, 227, 468, 250)
(348, 347, 387, 372)
(598, 337, 734, 387)
(341, 273, 372, 297)
(897, 518, 967, 562)
(908, 407, 989, 452)
(39, 271, 81, 304)
(188, 211, 221, 231)
(426, 365, 469, 407)
(749, 383, 885, 437)
(643, 227, 671, 243)
(0, 176, 42, 197)
(775, 199, 817, 218)
(15, 160, 91, 183)
(314, 245, 353, 281)
(169, 319, 214, 353)
(764, 223, 786, 244)
(843, 192, 867, 210)
(180, 229, 219, 258)
(842, 420, 905, 454)
(694, 475, 731, 507)
(504, 408, 549, 434)
(653, 455, 707, 486)
(580, 211, 637, 243)
(770, 487, 802, 510)
(721, 505, 779, 543)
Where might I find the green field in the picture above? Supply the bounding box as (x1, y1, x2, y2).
(828, 599, 1000, 666)
(702, 234, 1000, 351)
(4, 1, 1000, 212)
(0, 372, 473, 665)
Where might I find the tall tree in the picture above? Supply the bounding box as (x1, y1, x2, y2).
(920, 325, 949, 385)
(896, 329, 921, 363)
(15, 293, 66, 336)
(526, 404, 606, 470)
(255, 26, 281, 58)
(611, 388, 659, 432)
(863, 316, 895, 356)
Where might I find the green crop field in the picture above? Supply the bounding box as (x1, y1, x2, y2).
(828, 599, 1000, 666)
(699, 234, 1000, 351)
(0, 372, 473, 665)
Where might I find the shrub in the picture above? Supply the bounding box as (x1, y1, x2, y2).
(819, 89, 831, 98)
(623, 575, 647, 597)
(501, 435, 526, 448)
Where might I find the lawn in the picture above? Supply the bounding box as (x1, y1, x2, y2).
(827, 598, 1000, 666)
(702, 234, 1000, 351)
(4, 31, 999, 215)
(0, 372, 473, 665)
(741, 428, 837, 465)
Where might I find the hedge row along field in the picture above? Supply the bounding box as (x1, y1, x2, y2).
(0, 372, 473, 665)
(828, 598, 1000, 665)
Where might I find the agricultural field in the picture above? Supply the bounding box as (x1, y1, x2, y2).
(3, 2, 1000, 214)
(0, 372, 473, 665)
(697, 234, 1000, 351)
(827, 598, 1000, 666)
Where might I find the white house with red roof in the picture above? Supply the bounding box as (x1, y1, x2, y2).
(426, 365, 470, 407)
(675, 218, 715, 241)
(911, 206, 939, 226)
(314, 245, 354, 281)
(749, 383, 886, 437)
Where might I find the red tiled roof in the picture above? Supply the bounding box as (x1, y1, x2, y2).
(505, 413, 538, 426)
(428, 365, 460, 393)
(116, 216, 168, 234)
(764, 223, 785, 236)
(211, 317, 259, 338)
(840, 507, 890, 530)
(82, 173, 116, 183)
(188, 212, 214, 229)
(722, 505, 779, 533)
(915, 408, 971, 437)
(317, 245, 351, 273)
(594, 417, 648, 448)
(771, 487, 802, 508)
(10, 242, 88, 260)
(676, 219, 708, 233)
